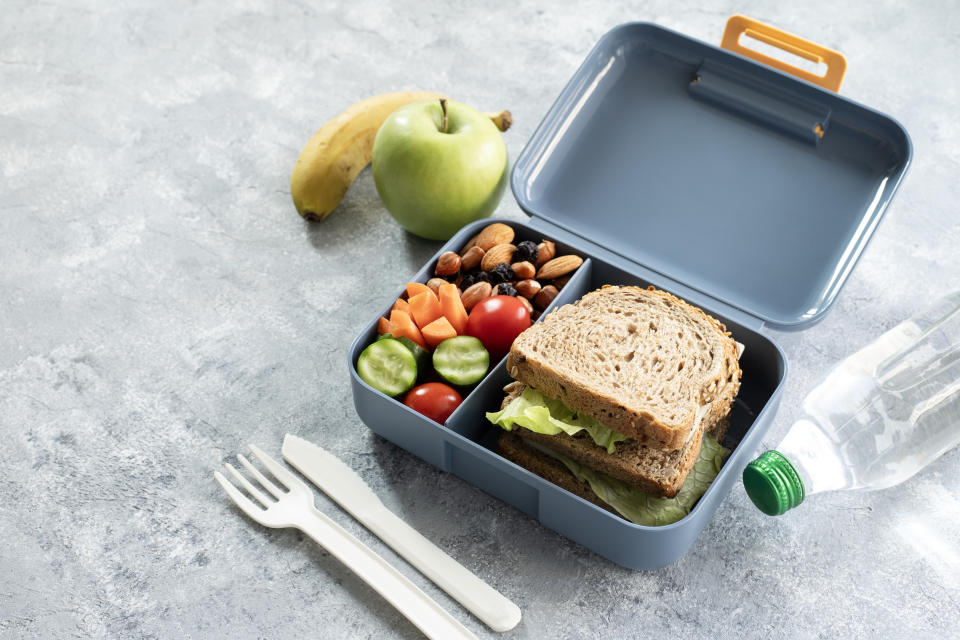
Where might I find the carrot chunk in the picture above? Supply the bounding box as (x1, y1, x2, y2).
(388, 309, 427, 349)
(421, 316, 457, 349)
(408, 290, 443, 330)
(405, 282, 432, 299)
(438, 284, 468, 335)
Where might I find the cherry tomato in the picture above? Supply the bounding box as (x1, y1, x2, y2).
(403, 382, 463, 424)
(465, 295, 531, 359)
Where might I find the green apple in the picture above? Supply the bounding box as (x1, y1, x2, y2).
(372, 99, 508, 241)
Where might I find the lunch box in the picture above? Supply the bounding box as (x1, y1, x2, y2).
(348, 15, 911, 569)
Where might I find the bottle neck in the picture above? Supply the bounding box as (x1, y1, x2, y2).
(777, 417, 850, 494)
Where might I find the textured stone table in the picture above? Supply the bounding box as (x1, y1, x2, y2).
(2, 1, 958, 638)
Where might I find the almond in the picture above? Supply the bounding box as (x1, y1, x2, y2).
(426, 277, 448, 294)
(536, 240, 556, 266)
(480, 243, 515, 271)
(552, 274, 572, 290)
(515, 279, 541, 299)
(510, 261, 535, 280)
(475, 223, 514, 251)
(460, 281, 492, 311)
(461, 231, 482, 254)
(537, 255, 582, 280)
(461, 245, 485, 271)
(435, 251, 461, 276)
(534, 284, 558, 310)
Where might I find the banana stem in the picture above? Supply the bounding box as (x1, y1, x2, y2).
(485, 109, 513, 132)
(440, 98, 449, 133)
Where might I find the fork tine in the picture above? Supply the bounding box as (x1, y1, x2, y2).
(248, 444, 303, 493)
(223, 463, 273, 507)
(214, 470, 265, 518)
(237, 453, 285, 499)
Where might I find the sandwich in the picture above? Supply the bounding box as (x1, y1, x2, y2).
(486, 285, 742, 526)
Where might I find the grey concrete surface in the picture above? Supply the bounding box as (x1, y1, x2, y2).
(2, 1, 959, 638)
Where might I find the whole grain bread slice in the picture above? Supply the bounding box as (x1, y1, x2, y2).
(506, 286, 741, 450)
(708, 415, 731, 445)
(514, 421, 705, 498)
(498, 431, 619, 517)
(498, 381, 726, 498)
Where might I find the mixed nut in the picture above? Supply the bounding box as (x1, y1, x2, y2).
(430, 222, 583, 319)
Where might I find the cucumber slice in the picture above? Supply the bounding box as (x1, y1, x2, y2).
(378, 333, 431, 375)
(399, 337, 431, 376)
(357, 338, 417, 397)
(432, 336, 489, 386)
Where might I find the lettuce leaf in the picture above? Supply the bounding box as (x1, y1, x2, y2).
(527, 436, 729, 526)
(486, 387, 627, 453)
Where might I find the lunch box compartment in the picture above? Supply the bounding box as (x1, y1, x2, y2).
(351, 227, 594, 433)
(348, 15, 909, 568)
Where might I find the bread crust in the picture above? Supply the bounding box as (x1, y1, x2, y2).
(507, 286, 741, 450)
(513, 423, 704, 498)
(497, 380, 732, 497)
(498, 431, 620, 517)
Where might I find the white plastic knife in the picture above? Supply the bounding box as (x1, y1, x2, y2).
(281, 434, 522, 633)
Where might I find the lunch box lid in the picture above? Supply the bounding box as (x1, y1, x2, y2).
(511, 16, 911, 331)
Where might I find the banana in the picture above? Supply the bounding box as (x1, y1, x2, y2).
(290, 91, 512, 222)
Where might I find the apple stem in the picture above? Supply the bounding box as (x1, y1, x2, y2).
(439, 98, 448, 133)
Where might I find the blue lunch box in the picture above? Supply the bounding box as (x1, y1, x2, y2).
(348, 15, 911, 569)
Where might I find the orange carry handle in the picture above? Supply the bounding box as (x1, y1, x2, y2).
(721, 15, 847, 92)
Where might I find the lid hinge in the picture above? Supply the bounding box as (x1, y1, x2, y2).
(689, 61, 831, 146)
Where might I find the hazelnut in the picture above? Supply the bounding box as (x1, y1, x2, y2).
(435, 251, 461, 276)
(515, 279, 542, 299)
(511, 261, 536, 280)
(517, 296, 534, 315)
(534, 285, 558, 310)
(460, 245, 485, 271)
(536, 240, 556, 266)
(426, 278, 448, 294)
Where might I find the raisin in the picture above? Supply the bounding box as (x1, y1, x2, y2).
(514, 240, 538, 264)
(488, 263, 515, 284)
(496, 283, 518, 296)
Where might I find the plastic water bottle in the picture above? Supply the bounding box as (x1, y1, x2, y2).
(744, 291, 960, 515)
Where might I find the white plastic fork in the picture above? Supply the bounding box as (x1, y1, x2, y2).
(214, 445, 478, 640)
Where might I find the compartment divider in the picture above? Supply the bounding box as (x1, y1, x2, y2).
(442, 258, 593, 442)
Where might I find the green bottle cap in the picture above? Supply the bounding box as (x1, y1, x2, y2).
(743, 450, 805, 516)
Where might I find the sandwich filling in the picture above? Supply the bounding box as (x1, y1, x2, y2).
(525, 436, 728, 526)
(486, 385, 713, 453)
(486, 386, 628, 453)
(488, 382, 729, 518)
